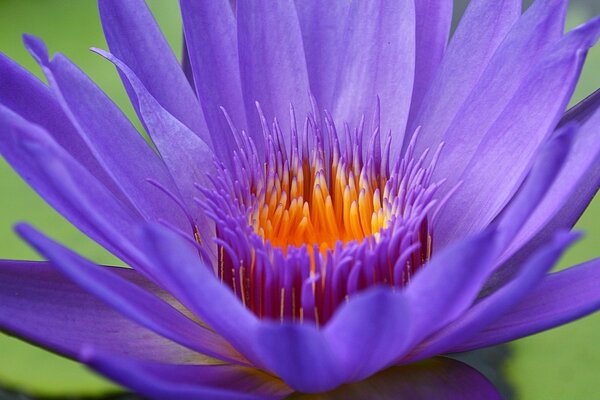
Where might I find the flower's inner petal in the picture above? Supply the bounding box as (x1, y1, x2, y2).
(202, 109, 444, 325)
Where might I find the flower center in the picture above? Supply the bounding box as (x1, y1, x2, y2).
(203, 109, 443, 325)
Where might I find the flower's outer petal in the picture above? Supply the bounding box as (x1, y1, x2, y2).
(407, 0, 453, 126)
(0, 52, 122, 199)
(407, 0, 520, 154)
(332, 0, 415, 157)
(237, 0, 311, 152)
(83, 349, 292, 400)
(431, 0, 568, 191)
(560, 87, 600, 126)
(435, 17, 600, 248)
(404, 229, 499, 349)
(139, 224, 259, 366)
(0, 105, 144, 266)
(291, 358, 501, 400)
(91, 48, 216, 256)
(294, 1, 351, 113)
(452, 257, 600, 352)
(489, 98, 600, 288)
(323, 287, 411, 382)
(0, 260, 202, 364)
(22, 35, 188, 230)
(253, 323, 344, 393)
(180, 0, 247, 167)
(406, 231, 578, 362)
(16, 224, 243, 364)
(97, 0, 211, 145)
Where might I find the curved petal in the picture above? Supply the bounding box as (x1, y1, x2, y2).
(97, 0, 210, 145)
(0, 105, 145, 266)
(331, 0, 415, 156)
(293, 357, 501, 400)
(83, 349, 291, 400)
(431, 0, 568, 192)
(559, 87, 600, 126)
(323, 287, 410, 382)
(139, 224, 259, 365)
(407, 0, 453, 126)
(237, 0, 311, 151)
(294, 0, 351, 113)
(406, 231, 578, 362)
(435, 18, 600, 247)
(0, 52, 121, 199)
(91, 48, 216, 255)
(408, 0, 520, 154)
(403, 229, 499, 348)
(254, 322, 344, 393)
(16, 224, 243, 364)
(0, 260, 200, 364)
(454, 257, 600, 352)
(22, 34, 188, 230)
(180, 0, 247, 167)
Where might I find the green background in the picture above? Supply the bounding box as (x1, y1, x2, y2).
(0, 1, 599, 398)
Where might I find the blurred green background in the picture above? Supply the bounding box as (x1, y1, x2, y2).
(0, 1, 599, 398)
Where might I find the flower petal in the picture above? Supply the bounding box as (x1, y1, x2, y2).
(16, 224, 242, 364)
(435, 17, 600, 247)
(0, 105, 144, 265)
(82, 349, 291, 400)
(430, 0, 568, 192)
(97, 0, 210, 144)
(323, 287, 411, 382)
(331, 0, 415, 157)
(408, 0, 520, 153)
(180, 0, 247, 166)
(253, 322, 344, 393)
(293, 357, 501, 400)
(406, 231, 578, 362)
(0, 52, 120, 198)
(138, 224, 259, 365)
(22, 34, 188, 230)
(294, 0, 351, 113)
(0, 260, 200, 364)
(408, 0, 453, 125)
(560, 87, 600, 126)
(91, 48, 216, 255)
(404, 229, 499, 348)
(237, 0, 311, 151)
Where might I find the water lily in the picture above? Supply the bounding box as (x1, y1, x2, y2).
(1, 0, 600, 398)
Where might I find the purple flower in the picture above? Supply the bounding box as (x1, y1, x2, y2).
(1, 0, 600, 398)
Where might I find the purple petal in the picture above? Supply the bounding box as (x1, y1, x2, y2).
(294, 0, 351, 112)
(83, 349, 291, 400)
(253, 322, 344, 393)
(454, 257, 600, 352)
(180, 0, 247, 166)
(138, 224, 259, 365)
(237, 0, 311, 151)
(559, 87, 600, 126)
(22, 34, 188, 230)
(0, 105, 145, 266)
(407, 231, 578, 362)
(323, 287, 410, 382)
(407, 0, 453, 125)
(16, 224, 243, 364)
(293, 357, 501, 400)
(0, 260, 199, 364)
(404, 229, 499, 348)
(97, 0, 211, 145)
(331, 0, 415, 157)
(0, 52, 121, 198)
(493, 96, 600, 286)
(91, 48, 216, 256)
(431, 0, 568, 193)
(408, 0, 520, 154)
(434, 17, 600, 247)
